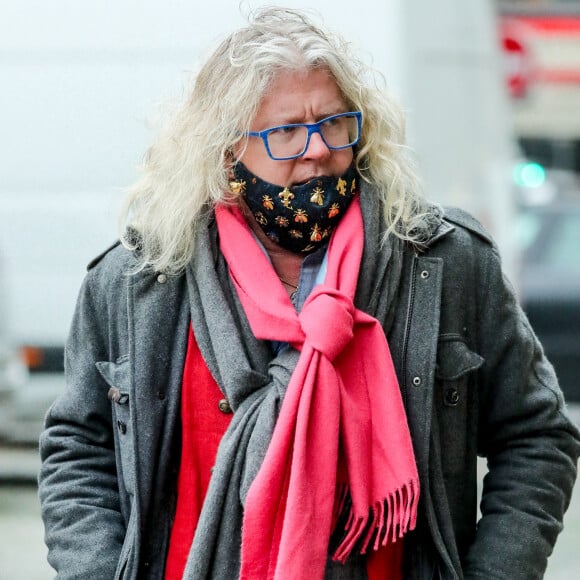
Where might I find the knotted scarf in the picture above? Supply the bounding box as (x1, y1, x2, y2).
(213, 195, 419, 579)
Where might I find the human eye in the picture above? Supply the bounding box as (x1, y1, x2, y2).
(323, 115, 342, 127)
(321, 114, 348, 135)
(266, 124, 305, 149)
(269, 124, 300, 136)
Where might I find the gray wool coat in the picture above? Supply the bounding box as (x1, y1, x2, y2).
(38, 206, 580, 580)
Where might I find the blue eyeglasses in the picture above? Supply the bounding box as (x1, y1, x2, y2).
(245, 111, 362, 161)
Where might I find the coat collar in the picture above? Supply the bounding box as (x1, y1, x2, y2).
(423, 220, 456, 249)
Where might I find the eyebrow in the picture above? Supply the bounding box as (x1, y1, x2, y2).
(266, 106, 349, 128)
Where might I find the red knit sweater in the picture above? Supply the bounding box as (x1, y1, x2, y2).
(164, 325, 402, 579)
(164, 326, 234, 579)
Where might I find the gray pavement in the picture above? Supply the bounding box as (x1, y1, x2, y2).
(1, 405, 579, 579)
(0, 485, 52, 580)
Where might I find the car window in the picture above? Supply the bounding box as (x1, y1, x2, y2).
(543, 213, 580, 271)
(514, 211, 542, 251)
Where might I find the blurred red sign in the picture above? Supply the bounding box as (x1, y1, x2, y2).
(501, 24, 529, 98)
(500, 15, 580, 98)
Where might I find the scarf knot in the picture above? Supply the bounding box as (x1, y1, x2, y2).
(298, 287, 355, 361)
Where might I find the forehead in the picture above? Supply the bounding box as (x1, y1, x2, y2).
(254, 68, 347, 126)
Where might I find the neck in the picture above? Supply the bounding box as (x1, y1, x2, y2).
(241, 201, 303, 294)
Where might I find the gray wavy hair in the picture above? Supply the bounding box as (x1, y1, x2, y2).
(121, 6, 435, 273)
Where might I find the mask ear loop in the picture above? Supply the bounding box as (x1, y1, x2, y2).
(226, 128, 249, 164)
(224, 147, 239, 183)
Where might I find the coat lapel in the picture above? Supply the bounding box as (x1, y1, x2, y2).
(128, 269, 190, 568)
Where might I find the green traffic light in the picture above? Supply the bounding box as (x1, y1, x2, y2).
(513, 162, 546, 188)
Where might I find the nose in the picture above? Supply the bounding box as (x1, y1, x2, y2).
(302, 130, 331, 160)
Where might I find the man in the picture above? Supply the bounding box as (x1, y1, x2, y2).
(39, 7, 579, 579)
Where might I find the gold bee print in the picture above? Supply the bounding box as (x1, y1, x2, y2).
(275, 216, 289, 227)
(254, 211, 268, 226)
(278, 187, 295, 208)
(310, 224, 323, 242)
(328, 203, 340, 218)
(310, 187, 325, 206)
(294, 209, 308, 223)
(262, 195, 274, 210)
(229, 179, 246, 195)
(336, 177, 347, 196)
(351, 178, 357, 193)
(289, 229, 303, 239)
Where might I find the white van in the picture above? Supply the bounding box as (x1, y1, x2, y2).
(0, 191, 122, 442)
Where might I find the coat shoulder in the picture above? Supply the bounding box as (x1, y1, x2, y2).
(442, 206, 495, 246)
(87, 240, 122, 270)
(87, 227, 143, 271)
(84, 240, 140, 301)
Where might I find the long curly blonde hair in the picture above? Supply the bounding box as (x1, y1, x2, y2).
(121, 6, 434, 273)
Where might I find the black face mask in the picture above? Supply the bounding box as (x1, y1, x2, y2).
(229, 161, 358, 254)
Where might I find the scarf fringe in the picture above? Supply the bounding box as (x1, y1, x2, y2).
(332, 479, 420, 564)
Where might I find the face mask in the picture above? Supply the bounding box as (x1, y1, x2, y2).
(229, 162, 358, 253)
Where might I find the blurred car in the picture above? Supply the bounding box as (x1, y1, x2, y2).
(0, 345, 29, 441)
(517, 200, 580, 402)
(0, 255, 30, 443)
(4, 348, 65, 444)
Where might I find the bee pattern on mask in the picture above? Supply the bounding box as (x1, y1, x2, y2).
(275, 216, 289, 227)
(310, 224, 323, 242)
(254, 212, 268, 226)
(278, 188, 295, 208)
(289, 229, 303, 239)
(229, 179, 246, 195)
(328, 203, 340, 218)
(294, 209, 308, 223)
(310, 187, 325, 206)
(262, 195, 274, 210)
(351, 178, 357, 193)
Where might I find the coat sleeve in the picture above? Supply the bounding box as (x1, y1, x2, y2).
(38, 263, 127, 579)
(463, 243, 580, 579)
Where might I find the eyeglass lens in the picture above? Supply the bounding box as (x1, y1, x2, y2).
(267, 114, 359, 159)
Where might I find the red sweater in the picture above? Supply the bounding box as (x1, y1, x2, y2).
(164, 326, 234, 579)
(164, 325, 401, 579)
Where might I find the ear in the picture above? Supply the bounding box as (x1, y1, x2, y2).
(230, 136, 247, 164)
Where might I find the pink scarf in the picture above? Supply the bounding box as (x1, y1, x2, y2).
(215, 197, 419, 579)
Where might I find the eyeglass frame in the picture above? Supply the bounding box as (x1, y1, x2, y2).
(243, 111, 363, 161)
